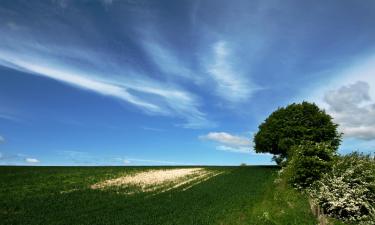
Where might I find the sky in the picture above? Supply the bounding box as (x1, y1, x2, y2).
(1, 0, 375, 166)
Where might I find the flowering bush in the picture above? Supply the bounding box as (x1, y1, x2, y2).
(284, 141, 336, 188)
(309, 152, 375, 224)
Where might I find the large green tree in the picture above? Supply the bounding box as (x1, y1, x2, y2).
(253, 102, 341, 164)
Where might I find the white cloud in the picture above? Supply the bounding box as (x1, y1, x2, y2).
(341, 127, 375, 140)
(200, 132, 253, 154)
(323, 81, 375, 140)
(324, 81, 370, 113)
(207, 41, 256, 102)
(123, 159, 131, 164)
(25, 158, 40, 163)
(305, 53, 375, 142)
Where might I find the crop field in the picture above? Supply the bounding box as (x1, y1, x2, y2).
(0, 166, 317, 225)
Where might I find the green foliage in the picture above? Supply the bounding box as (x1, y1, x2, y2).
(309, 152, 375, 224)
(254, 102, 341, 164)
(0, 166, 317, 225)
(251, 173, 317, 225)
(283, 141, 336, 188)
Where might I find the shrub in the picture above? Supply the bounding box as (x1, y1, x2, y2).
(309, 152, 375, 224)
(284, 141, 336, 188)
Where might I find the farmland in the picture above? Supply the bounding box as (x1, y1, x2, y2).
(0, 166, 317, 225)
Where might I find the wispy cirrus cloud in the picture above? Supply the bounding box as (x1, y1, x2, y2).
(0, 45, 212, 128)
(141, 41, 202, 84)
(0, 113, 19, 122)
(207, 41, 257, 102)
(199, 132, 253, 154)
(0, 53, 162, 112)
(0, 9, 213, 129)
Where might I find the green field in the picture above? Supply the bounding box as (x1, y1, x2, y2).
(0, 166, 317, 225)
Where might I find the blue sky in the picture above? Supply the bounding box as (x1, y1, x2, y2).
(1, 0, 375, 166)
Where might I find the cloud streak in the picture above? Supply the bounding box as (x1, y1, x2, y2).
(0, 54, 161, 111)
(141, 41, 201, 83)
(0, 46, 212, 128)
(207, 41, 256, 102)
(215, 145, 250, 154)
(0, 113, 19, 122)
(25, 158, 40, 163)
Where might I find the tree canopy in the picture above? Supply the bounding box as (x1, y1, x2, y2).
(253, 102, 341, 164)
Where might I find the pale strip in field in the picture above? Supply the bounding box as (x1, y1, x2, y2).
(156, 170, 215, 194)
(60, 188, 79, 194)
(182, 171, 224, 191)
(91, 168, 204, 189)
(90, 168, 222, 194)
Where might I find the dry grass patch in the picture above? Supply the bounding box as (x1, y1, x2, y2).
(91, 168, 220, 193)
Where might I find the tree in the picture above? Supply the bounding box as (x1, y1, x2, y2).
(253, 101, 341, 164)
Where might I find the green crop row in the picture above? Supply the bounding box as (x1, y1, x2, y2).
(0, 166, 317, 225)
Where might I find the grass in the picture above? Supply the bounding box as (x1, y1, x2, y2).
(0, 166, 317, 225)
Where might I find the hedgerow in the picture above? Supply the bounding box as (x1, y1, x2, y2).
(309, 152, 375, 224)
(283, 141, 336, 189)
